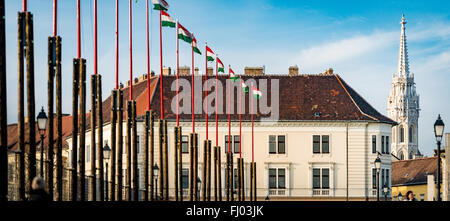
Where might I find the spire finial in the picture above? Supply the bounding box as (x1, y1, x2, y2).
(397, 14, 410, 77)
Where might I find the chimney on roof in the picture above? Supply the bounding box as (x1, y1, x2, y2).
(244, 66, 264, 76)
(179, 66, 191, 76)
(321, 68, 334, 76)
(289, 65, 299, 76)
(163, 67, 171, 76)
(207, 67, 214, 76)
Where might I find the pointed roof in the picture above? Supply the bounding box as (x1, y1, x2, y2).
(397, 14, 410, 77)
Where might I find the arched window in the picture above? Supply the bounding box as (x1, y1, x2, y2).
(409, 125, 414, 143)
(399, 151, 404, 160)
(400, 126, 405, 143)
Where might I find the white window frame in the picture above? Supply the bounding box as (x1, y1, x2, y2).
(268, 134, 288, 155)
(312, 134, 331, 155)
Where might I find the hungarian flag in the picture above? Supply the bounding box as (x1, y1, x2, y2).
(230, 68, 239, 82)
(178, 23, 193, 43)
(241, 82, 249, 93)
(192, 37, 201, 55)
(152, 0, 169, 11)
(217, 58, 224, 73)
(252, 87, 262, 99)
(161, 11, 175, 28)
(206, 46, 215, 62)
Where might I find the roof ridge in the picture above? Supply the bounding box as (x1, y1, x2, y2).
(392, 156, 437, 163)
(334, 74, 378, 121)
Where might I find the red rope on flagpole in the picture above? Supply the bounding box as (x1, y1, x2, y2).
(215, 58, 218, 147)
(159, 10, 164, 119)
(129, 0, 133, 100)
(251, 84, 254, 163)
(146, 0, 150, 109)
(192, 41, 195, 133)
(176, 21, 179, 127)
(228, 67, 231, 153)
(94, 0, 98, 75)
(77, 0, 81, 58)
(22, 0, 27, 12)
(205, 44, 208, 140)
(239, 79, 242, 158)
(53, 0, 57, 36)
(115, 0, 119, 90)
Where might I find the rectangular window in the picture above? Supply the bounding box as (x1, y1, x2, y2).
(386, 169, 390, 187)
(382, 136, 385, 154)
(278, 136, 286, 154)
(372, 135, 377, 154)
(182, 169, 189, 189)
(234, 168, 238, 190)
(313, 169, 321, 189)
(234, 135, 240, 154)
(381, 169, 385, 187)
(278, 169, 286, 189)
(269, 169, 277, 189)
(182, 135, 189, 154)
(322, 169, 329, 189)
(372, 169, 377, 189)
(225, 135, 232, 153)
(137, 136, 140, 154)
(86, 145, 90, 163)
(313, 136, 321, 154)
(386, 136, 390, 154)
(269, 135, 276, 154)
(322, 135, 329, 154)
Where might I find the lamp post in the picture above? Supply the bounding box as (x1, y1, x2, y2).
(374, 156, 381, 201)
(153, 164, 159, 200)
(383, 183, 389, 201)
(398, 192, 403, 201)
(103, 142, 111, 201)
(434, 114, 444, 201)
(37, 107, 48, 178)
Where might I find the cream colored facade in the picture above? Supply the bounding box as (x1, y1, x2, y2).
(67, 120, 393, 201)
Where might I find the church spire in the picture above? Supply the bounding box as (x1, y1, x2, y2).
(397, 14, 410, 77)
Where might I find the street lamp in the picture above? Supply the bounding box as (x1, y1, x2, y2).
(37, 107, 48, 178)
(398, 192, 403, 201)
(383, 183, 389, 201)
(265, 195, 270, 201)
(103, 142, 111, 201)
(434, 114, 444, 201)
(153, 164, 159, 200)
(374, 156, 381, 201)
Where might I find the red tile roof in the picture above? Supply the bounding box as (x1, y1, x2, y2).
(392, 157, 440, 186)
(6, 73, 396, 152)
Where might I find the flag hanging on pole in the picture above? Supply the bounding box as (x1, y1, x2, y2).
(152, 0, 169, 11)
(161, 10, 175, 27)
(230, 68, 239, 82)
(192, 37, 201, 55)
(178, 23, 194, 43)
(242, 82, 249, 93)
(217, 58, 224, 73)
(252, 86, 262, 99)
(206, 46, 215, 62)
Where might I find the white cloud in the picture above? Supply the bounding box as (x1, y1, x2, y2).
(293, 31, 398, 71)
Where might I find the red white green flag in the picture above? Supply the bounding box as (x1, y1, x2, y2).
(230, 68, 239, 82)
(206, 46, 215, 62)
(161, 11, 175, 28)
(242, 82, 249, 93)
(217, 58, 224, 73)
(178, 23, 193, 43)
(252, 86, 262, 99)
(192, 37, 201, 55)
(152, 0, 169, 11)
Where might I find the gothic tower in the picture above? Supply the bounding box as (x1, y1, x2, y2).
(387, 15, 421, 160)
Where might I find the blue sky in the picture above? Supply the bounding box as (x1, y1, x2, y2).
(4, 0, 450, 156)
